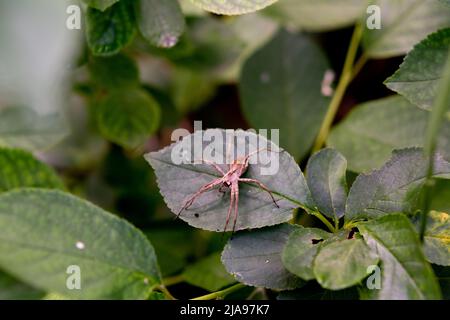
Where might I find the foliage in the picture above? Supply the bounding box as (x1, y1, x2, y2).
(0, 0, 449, 300)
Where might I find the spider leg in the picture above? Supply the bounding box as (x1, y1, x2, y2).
(177, 178, 224, 218)
(223, 186, 235, 233)
(238, 178, 280, 208)
(232, 183, 239, 233)
(194, 159, 225, 176)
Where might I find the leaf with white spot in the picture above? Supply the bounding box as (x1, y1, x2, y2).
(190, 0, 278, 15)
(0, 189, 161, 299)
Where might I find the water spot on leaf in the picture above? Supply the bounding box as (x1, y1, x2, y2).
(260, 72, 270, 84)
(75, 241, 85, 250)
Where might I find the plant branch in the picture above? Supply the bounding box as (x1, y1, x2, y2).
(312, 24, 364, 153)
(191, 283, 245, 300)
(307, 209, 336, 233)
(163, 274, 185, 287)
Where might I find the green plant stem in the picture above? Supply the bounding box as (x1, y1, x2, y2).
(163, 274, 185, 287)
(308, 209, 336, 233)
(191, 284, 245, 300)
(156, 285, 177, 300)
(312, 24, 364, 153)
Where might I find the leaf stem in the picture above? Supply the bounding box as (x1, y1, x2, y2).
(156, 285, 177, 300)
(308, 209, 336, 233)
(312, 24, 364, 153)
(163, 274, 185, 287)
(190, 283, 245, 300)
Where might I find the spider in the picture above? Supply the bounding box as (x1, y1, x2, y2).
(177, 148, 280, 233)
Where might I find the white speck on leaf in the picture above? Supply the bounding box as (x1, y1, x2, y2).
(75, 241, 85, 250)
(265, 259, 270, 264)
(144, 278, 149, 285)
(260, 72, 270, 83)
(159, 34, 178, 48)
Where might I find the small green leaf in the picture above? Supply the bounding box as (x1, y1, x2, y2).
(0, 148, 64, 193)
(82, 0, 119, 11)
(0, 189, 161, 299)
(282, 226, 331, 280)
(190, 0, 278, 15)
(363, 0, 450, 58)
(183, 252, 236, 291)
(413, 211, 450, 266)
(0, 106, 68, 152)
(240, 29, 331, 160)
(265, 0, 366, 31)
(86, 0, 136, 56)
(135, 0, 185, 48)
(145, 129, 313, 232)
(328, 96, 450, 173)
(346, 148, 450, 221)
(358, 214, 441, 299)
(306, 148, 347, 220)
(95, 88, 161, 149)
(89, 54, 139, 89)
(385, 28, 450, 110)
(221, 224, 304, 290)
(313, 239, 378, 290)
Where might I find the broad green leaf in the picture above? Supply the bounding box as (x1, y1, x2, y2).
(346, 148, 450, 221)
(0, 106, 68, 152)
(0, 148, 64, 193)
(240, 29, 331, 160)
(95, 88, 161, 149)
(363, 0, 450, 58)
(358, 214, 441, 299)
(0, 271, 44, 300)
(86, 0, 136, 56)
(282, 226, 331, 280)
(441, 0, 450, 7)
(385, 29, 450, 110)
(82, 0, 119, 11)
(190, 0, 278, 15)
(145, 129, 314, 232)
(89, 54, 139, 89)
(0, 189, 161, 299)
(328, 96, 450, 173)
(306, 148, 347, 219)
(183, 252, 236, 291)
(221, 224, 304, 290)
(430, 179, 450, 213)
(265, 0, 366, 32)
(313, 239, 378, 290)
(135, 0, 185, 48)
(413, 211, 450, 266)
(277, 283, 358, 300)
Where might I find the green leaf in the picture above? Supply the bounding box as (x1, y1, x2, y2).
(385, 29, 450, 110)
(95, 88, 161, 149)
(357, 214, 441, 299)
(86, 0, 136, 56)
(145, 129, 314, 232)
(82, 0, 119, 11)
(0, 189, 161, 299)
(346, 148, 450, 221)
(306, 148, 347, 219)
(89, 54, 139, 89)
(313, 239, 378, 290)
(328, 96, 450, 173)
(282, 226, 331, 280)
(221, 224, 304, 290)
(413, 211, 450, 266)
(0, 106, 68, 152)
(135, 0, 185, 48)
(265, 0, 366, 32)
(363, 0, 450, 58)
(190, 0, 278, 15)
(183, 252, 236, 291)
(240, 29, 331, 160)
(0, 271, 44, 300)
(430, 179, 450, 213)
(0, 148, 64, 193)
